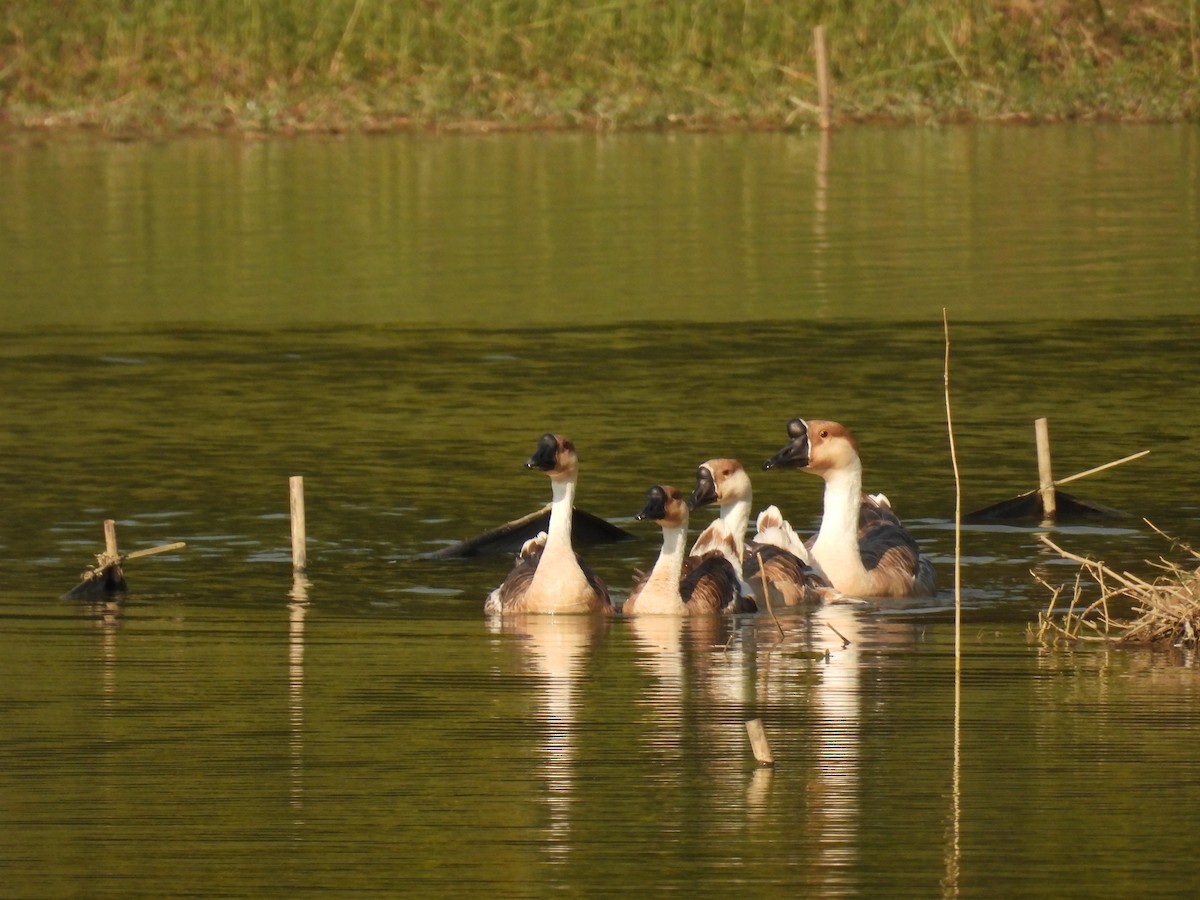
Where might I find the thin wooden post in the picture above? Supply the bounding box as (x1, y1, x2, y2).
(290, 476, 307, 573)
(814, 25, 831, 130)
(103, 519, 119, 563)
(1035, 418, 1056, 519)
(746, 719, 776, 767)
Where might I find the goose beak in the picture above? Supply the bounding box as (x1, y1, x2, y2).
(525, 433, 559, 471)
(686, 466, 717, 510)
(763, 419, 811, 470)
(637, 486, 669, 521)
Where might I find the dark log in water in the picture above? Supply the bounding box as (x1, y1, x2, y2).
(965, 419, 1146, 523)
(964, 489, 1125, 523)
(419, 506, 636, 560)
(62, 519, 186, 600)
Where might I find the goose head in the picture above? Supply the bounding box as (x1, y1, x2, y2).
(526, 433, 579, 482)
(763, 419, 860, 478)
(636, 485, 689, 529)
(686, 458, 751, 511)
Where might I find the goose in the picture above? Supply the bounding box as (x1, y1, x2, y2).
(763, 419, 937, 599)
(624, 485, 744, 615)
(484, 434, 614, 616)
(687, 458, 828, 607)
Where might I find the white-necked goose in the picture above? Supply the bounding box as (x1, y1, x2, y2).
(484, 434, 614, 616)
(624, 485, 743, 615)
(763, 419, 937, 599)
(687, 458, 828, 607)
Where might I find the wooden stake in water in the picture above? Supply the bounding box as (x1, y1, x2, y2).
(746, 719, 776, 767)
(814, 25, 832, 130)
(290, 476, 307, 573)
(103, 519, 120, 564)
(1035, 418, 1057, 520)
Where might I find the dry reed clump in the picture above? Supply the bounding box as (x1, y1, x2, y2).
(1031, 522, 1200, 648)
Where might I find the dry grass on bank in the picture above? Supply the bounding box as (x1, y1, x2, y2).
(1032, 523, 1200, 648)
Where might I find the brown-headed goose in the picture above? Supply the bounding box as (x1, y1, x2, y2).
(624, 485, 745, 615)
(484, 434, 614, 616)
(687, 458, 828, 607)
(763, 419, 937, 599)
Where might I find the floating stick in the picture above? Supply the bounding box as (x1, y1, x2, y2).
(124, 542, 187, 561)
(1054, 450, 1150, 488)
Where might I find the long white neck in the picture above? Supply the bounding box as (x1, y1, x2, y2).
(546, 475, 577, 548)
(647, 523, 688, 594)
(720, 494, 752, 558)
(811, 459, 869, 590)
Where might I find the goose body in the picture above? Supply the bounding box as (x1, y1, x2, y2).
(625, 486, 742, 616)
(688, 458, 827, 608)
(484, 434, 614, 616)
(763, 419, 937, 599)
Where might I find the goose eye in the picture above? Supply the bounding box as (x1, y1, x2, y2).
(819, 429, 829, 438)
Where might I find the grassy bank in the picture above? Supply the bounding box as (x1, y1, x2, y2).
(3, 1, 1199, 135)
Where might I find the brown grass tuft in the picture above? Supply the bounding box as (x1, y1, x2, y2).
(1031, 522, 1200, 648)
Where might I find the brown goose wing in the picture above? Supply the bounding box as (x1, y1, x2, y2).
(745, 543, 828, 607)
(858, 494, 903, 536)
(858, 523, 937, 595)
(485, 539, 545, 614)
(680, 552, 747, 614)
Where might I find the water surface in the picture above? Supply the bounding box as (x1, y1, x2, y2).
(1, 127, 1199, 897)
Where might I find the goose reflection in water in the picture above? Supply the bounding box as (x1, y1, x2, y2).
(489, 613, 609, 863)
(809, 602, 864, 876)
(740, 602, 865, 882)
(628, 610, 764, 842)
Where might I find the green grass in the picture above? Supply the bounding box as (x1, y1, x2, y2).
(2, 1, 1198, 134)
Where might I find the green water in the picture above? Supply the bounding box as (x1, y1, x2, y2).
(1, 127, 1199, 897)
(4, 127, 1197, 327)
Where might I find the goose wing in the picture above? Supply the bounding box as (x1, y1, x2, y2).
(484, 533, 547, 615)
(858, 523, 937, 595)
(680, 552, 749, 614)
(744, 543, 829, 606)
(858, 493, 903, 536)
(753, 505, 811, 562)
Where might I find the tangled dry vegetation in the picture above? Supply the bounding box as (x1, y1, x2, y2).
(1032, 522, 1200, 648)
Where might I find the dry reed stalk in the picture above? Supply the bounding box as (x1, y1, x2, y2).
(943, 309, 962, 662)
(1032, 523, 1200, 648)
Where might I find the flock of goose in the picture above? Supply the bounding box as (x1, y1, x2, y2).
(483, 418, 937, 617)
